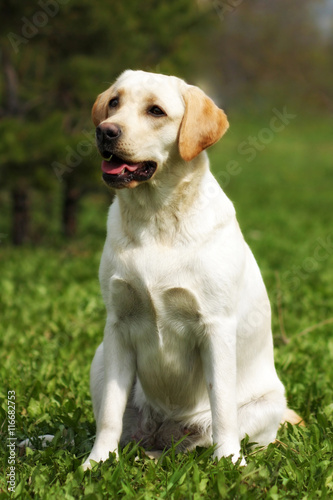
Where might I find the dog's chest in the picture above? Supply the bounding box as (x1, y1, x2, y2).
(107, 245, 208, 409)
(110, 245, 204, 343)
(107, 244, 209, 364)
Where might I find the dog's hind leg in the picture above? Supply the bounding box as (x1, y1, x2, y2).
(237, 390, 287, 447)
(281, 408, 305, 427)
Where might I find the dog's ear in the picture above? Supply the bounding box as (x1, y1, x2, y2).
(92, 90, 110, 126)
(179, 86, 229, 162)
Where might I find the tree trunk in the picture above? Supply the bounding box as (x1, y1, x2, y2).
(12, 187, 29, 245)
(62, 184, 80, 238)
(2, 48, 20, 116)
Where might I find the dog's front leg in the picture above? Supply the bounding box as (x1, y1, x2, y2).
(201, 317, 243, 464)
(83, 317, 135, 470)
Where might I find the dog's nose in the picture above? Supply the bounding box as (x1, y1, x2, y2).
(96, 123, 122, 142)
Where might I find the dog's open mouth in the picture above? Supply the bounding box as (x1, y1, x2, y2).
(101, 154, 157, 188)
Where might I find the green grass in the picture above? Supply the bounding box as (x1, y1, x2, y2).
(1, 112, 333, 498)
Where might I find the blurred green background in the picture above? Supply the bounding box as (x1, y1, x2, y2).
(1, 2, 333, 497)
(0, 0, 332, 245)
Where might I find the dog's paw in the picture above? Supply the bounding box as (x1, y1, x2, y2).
(213, 443, 246, 466)
(81, 455, 106, 471)
(81, 459, 94, 471)
(213, 450, 247, 466)
(144, 450, 163, 462)
(82, 446, 119, 470)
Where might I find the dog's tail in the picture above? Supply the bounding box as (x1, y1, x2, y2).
(281, 408, 305, 427)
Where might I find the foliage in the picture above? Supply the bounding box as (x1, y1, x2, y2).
(1, 0, 213, 241)
(0, 114, 333, 498)
(1, 0, 333, 242)
(1, 0, 208, 171)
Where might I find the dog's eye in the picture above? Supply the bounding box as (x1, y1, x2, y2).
(109, 98, 119, 108)
(148, 105, 166, 117)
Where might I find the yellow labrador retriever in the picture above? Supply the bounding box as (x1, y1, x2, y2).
(83, 70, 301, 469)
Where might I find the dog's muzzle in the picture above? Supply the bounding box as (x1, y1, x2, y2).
(95, 123, 157, 188)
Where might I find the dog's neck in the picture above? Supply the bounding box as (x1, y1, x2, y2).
(115, 155, 206, 245)
(113, 153, 235, 246)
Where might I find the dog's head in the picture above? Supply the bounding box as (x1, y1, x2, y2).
(92, 70, 229, 189)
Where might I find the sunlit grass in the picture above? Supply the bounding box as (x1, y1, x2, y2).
(1, 114, 333, 498)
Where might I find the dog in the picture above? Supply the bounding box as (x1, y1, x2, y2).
(82, 70, 302, 469)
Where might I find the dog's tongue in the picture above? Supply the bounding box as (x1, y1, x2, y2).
(102, 156, 140, 175)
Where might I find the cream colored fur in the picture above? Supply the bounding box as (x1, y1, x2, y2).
(82, 70, 299, 470)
